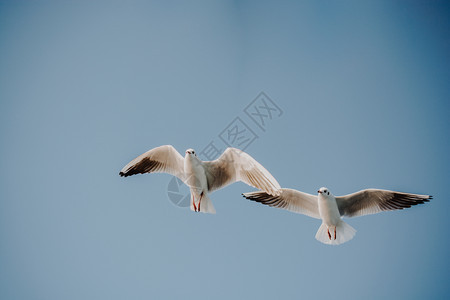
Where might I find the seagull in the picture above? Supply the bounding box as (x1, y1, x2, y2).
(120, 145, 282, 214)
(243, 187, 431, 245)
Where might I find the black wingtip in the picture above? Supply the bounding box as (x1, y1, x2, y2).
(119, 171, 125, 177)
(242, 193, 251, 199)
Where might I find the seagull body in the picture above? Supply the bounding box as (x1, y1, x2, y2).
(243, 187, 431, 245)
(317, 188, 342, 240)
(120, 145, 281, 214)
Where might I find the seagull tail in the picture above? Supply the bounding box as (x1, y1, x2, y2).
(200, 192, 216, 214)
(315, 221, 356, 246)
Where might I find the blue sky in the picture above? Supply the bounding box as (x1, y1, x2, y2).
(0, 1, 449, 299)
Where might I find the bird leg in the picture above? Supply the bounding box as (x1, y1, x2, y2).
(327, 228, 331, 240)
(334, 227, 337, 240)
(198, 192, 204, 212)
(192, 194, 197, 212)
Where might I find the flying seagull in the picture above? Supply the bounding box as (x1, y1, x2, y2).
(120, 145, 281, 214)
(243, 187, 431, 245)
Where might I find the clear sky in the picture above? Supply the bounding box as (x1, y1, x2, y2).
(1, 1, 449, 299)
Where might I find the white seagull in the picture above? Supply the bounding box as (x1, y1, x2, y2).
(243, 187, 431, 245)
(120, 145, 281, 214)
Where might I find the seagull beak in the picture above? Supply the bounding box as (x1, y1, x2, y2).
(318, 190, 322, 194)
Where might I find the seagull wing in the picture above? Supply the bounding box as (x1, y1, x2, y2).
(336, 189, 431, 218)
(119, 145, 185, 180)
(243, 188, 320, 219)
(202, 148, 281, 196)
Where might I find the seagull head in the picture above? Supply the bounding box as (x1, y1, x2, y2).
(318, 187, 330, 196)
(185, 148, 197, 156)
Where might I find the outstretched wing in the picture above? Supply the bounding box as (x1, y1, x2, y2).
(119, 145, 185, 180)
(336, 189, 431, 218)
(243, 188, 320, 219)
(202, 148, 281, 196)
